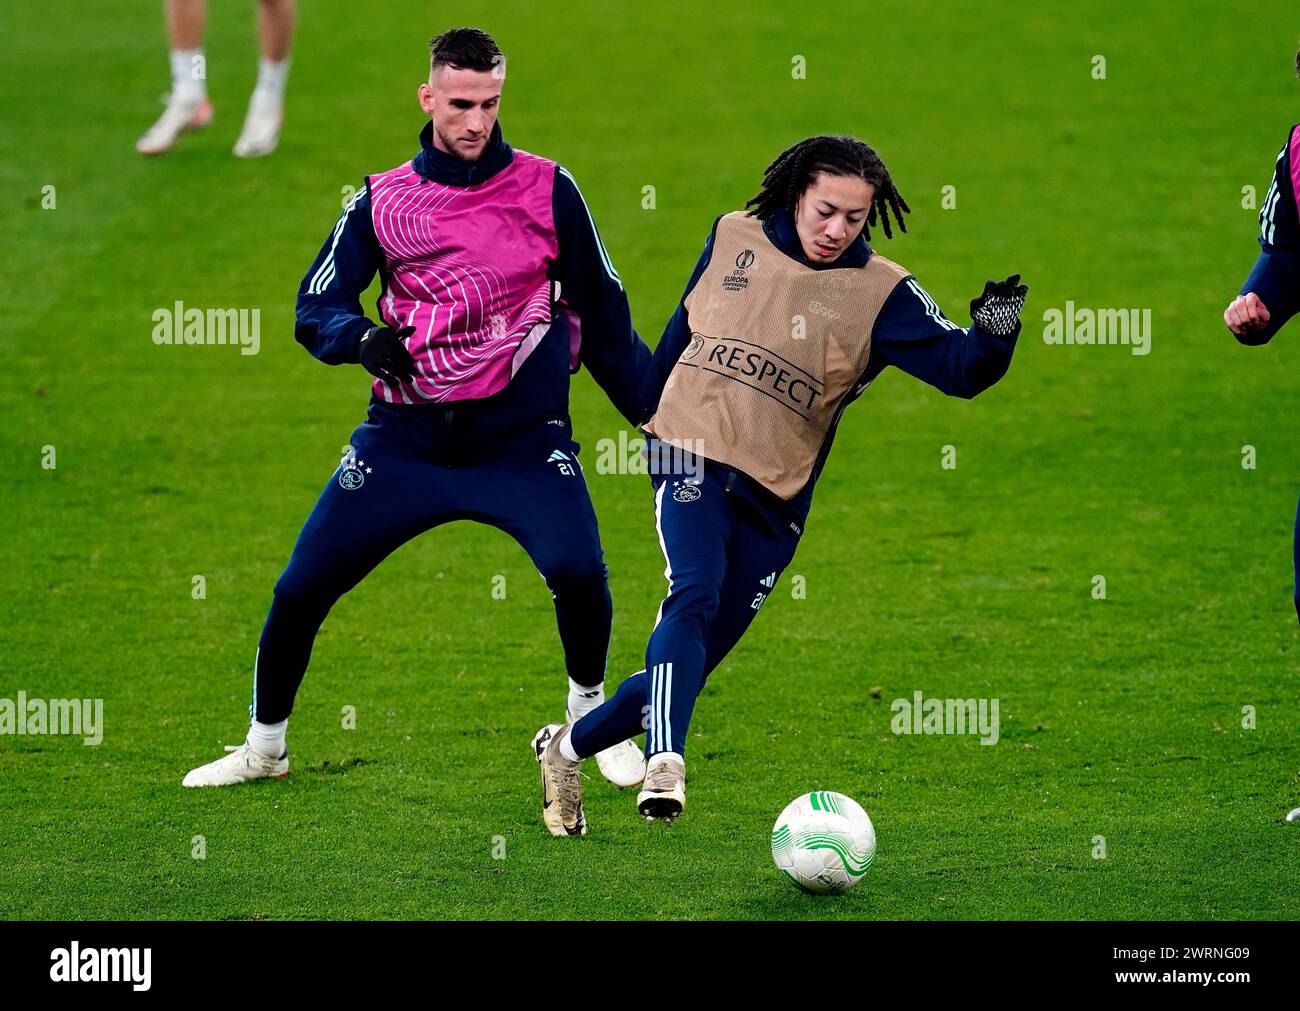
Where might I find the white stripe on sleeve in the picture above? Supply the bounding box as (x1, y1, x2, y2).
(906, 277, 960, 331)
(308, 188, 366, 295)
(1260, 143, 1286, 245)
(558, 166, 623, 291)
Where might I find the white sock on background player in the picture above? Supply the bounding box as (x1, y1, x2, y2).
(169, 48, 207, 102)
(251, 57, 291, 105)
(137, 49, 212, 155)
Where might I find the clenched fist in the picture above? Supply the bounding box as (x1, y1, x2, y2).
(1224, 292, 1271, 336)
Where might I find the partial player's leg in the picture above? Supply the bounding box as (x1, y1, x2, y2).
(137, 0, 213, 155)
(1289, 493, 1300, 822)
(699, 496, 802, 680)
(183, 424, 450, 786)
(638, 491, 801, 820)
(234, 0, 295, 158)
(475, 426, 644, 788)
(1293, 489, 1300, 626)
(566, 500, 801, 752)
(541, 470, 739, 828)
(549, 472, 733, 827)
(640, 475, 733, 748)
(564, 492, 801, 822)
(567, 668, 651, 759)
(250, 445, 436, 724)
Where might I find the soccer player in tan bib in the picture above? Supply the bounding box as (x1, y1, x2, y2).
(533, 135, 1027, 834)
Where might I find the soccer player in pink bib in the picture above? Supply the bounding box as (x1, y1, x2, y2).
(1223, 46, 1300, 823)
(183, 27, 652, 791)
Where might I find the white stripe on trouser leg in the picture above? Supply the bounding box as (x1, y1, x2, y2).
(663, 660, 673, 754)
(650, 663, 660, 753)
(656, 663, 665, 754)
(249, 646, 260, 719)
(652, 483, 672, 630)
(655, 663, 662, 753)
(650, 482, 673, 753)
(650, 657, 660, 753)
(655, 657, 665, 753)
(648, 664, 655, 752)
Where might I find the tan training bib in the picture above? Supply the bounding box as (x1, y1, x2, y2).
(645, 211, 909, 500)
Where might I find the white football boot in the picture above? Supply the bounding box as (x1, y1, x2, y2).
(182, 737, 288, 787)
(567, 706, 645, 789)
(532, 724, 586, 837)
(136, 92, 213, 156)
(637, 754, 686, 822)
(232, 94, 283, 158)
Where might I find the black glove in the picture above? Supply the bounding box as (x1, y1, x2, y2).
(969, 274, 1028, 337)
(359, 325, 417, 386)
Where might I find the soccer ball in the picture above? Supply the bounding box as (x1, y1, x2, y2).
(771, 791, 876, 894)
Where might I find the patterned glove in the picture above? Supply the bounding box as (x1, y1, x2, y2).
(969, 274, 1028, 337)
(359, 325, 417, 386)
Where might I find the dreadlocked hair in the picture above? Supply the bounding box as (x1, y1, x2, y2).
(744, 134, 910, 241)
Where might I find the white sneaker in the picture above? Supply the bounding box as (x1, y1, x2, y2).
(137, 92, 213, 156)
(182, 738, 288, 787)
(232, 95, 283, 158)
(567, 707, 645, 788)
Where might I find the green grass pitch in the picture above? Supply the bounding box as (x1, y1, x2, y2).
(2, 0, 1299, 920)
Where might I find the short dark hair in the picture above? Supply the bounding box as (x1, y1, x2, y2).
(744, 135, 910, 241)
(429, 27, 502, 73)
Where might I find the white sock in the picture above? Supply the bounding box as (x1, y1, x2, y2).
(247, 718, 287, 758)
(251, 57, 290, 106)
(567, 678, 604, 721)
(647, 751, 683, 771)
(169, 49, 206, 102)
(558, 729, 581, 764)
